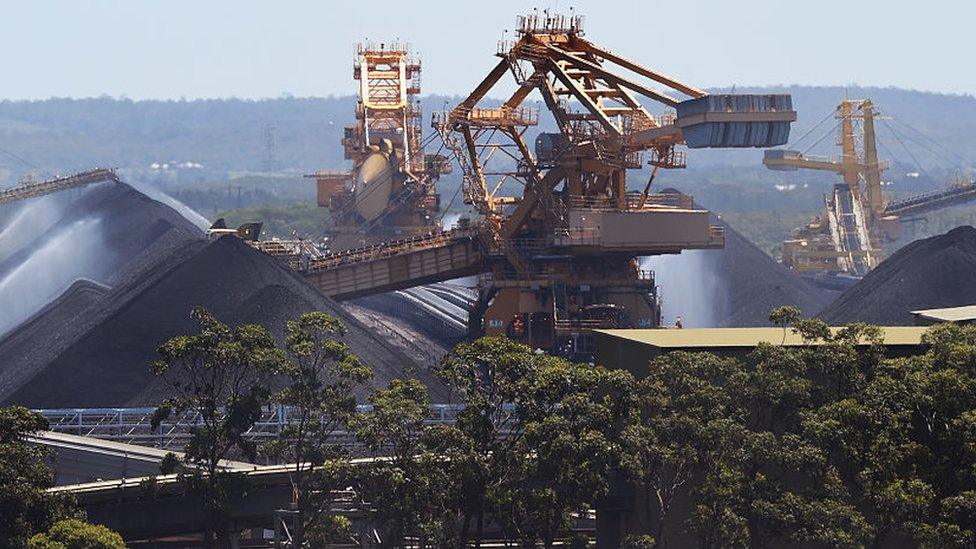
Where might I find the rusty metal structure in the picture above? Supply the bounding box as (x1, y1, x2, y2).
(0, 169, 120, 206)
(252, 13, 797, 358)
(308, 41, 450, 251)
(765, 99, 976, 279)
(424, 13, 793, 355)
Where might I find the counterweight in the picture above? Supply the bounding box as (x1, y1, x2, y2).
(264, 13, 797, 359)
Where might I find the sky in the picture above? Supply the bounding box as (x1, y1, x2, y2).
(1, 0, 971, 100)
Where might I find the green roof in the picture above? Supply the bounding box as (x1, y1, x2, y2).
(595, 326, 928, 349)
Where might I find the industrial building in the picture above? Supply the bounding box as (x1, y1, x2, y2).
(594, 326, 929, 376)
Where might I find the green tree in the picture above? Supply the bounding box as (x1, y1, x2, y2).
(150, 307, 284, 548)
(626, 318, 876, 548)
(507, 357, 634, 548)
(263, 311, 372, 547)
(622, 351, 740, 545)
(798, 322, 976, 547)
(434, 336, 537, 545)
(28, 519, 125, 549)
(768, 305, 801, 344)
(0, 407, 75, 548)
(354, 377, 455, 547)
(436, 337, 634, 548)
(622, 534, 657, 548)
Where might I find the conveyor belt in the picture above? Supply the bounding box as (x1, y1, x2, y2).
(885, 184, 976, 217)
(0, 168, 120, 206)
(302, 229, 489, 300)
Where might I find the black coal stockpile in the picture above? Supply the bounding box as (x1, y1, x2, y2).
(714, 219, 838, 326)
(0, 235, 446, 407)
(0, 182, 204, 334)
(821, 225, 976, 325)
(649, 191, 836, 328)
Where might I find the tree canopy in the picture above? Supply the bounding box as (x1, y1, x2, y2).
(0, 407, 122, 548)
(139, 307, 976, 547)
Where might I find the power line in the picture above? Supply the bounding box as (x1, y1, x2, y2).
(787, 108, 836, 151)
(881, 118, 933, 183)
(801, 119, 841, 156)
(438, 173, 464, 224)
(0, 144, 53, 180)
(889, 118, 968, 170)
(892, 118, 969, 167)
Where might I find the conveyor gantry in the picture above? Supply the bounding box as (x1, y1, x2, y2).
(300, 229, 488, 300)
(884, 182, 976, 218)
(0, 168, 120, 206)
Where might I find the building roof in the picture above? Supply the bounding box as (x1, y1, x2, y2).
(595, 326, 928, 349)
(910, 305, 976, 323)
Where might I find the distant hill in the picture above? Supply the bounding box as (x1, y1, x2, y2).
(0, 86, 973, 187)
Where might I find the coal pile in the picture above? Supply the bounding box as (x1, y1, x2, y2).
(647, 196, 836, 327)
(1, 235, 446, 407)
(0, 182, 204, 335)
(821, 225, 976, 325)
(19, 278, 110, 328)
(0, 279, 111, 398)
(712, 219, 838, 326)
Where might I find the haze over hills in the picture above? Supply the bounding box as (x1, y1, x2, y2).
(2, 85, 974, 262)
(0, 86, 973, 186)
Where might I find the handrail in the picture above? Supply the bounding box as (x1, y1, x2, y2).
(0, 168, 121, 206)
(885, 182, 976, 214)
(567, 193, 694, 210)
(33, 404, 514, 450)
(305, 228, 478, 273)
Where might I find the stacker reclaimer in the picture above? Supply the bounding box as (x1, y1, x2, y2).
(255, 13, 798, 358)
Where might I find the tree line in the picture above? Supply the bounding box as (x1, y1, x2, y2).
(0, 406, 125, 548)
(5, 306, 976, 548)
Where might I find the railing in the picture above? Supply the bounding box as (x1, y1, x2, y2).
(34, 404, 480, 450)
(765, 152, 891, 173)
(553, 319, 619, 333)
(466, 106, 539, 127)
(0, 168, 121, 206)
(648, 148, 687, 169)
(567, 193, 695, 210)
(709, 225, 726, 247)
(553, 227, 600, 246)
(481, 268, 654, 286)
(885, 182, 976, 215)
(516, 13, 585, 36)
(306, 169, 350, 179)
(355, 40, 412, 56)
(621, 113, 659, 133)
(305, 228, 475, 273)
(478, 271, 560, 287)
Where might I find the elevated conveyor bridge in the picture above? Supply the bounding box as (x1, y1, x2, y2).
(884, 182, 976, 218)
(0, 168, 120, 206)
(301, 228, 488, 300)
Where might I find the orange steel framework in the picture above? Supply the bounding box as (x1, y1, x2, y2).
(308, 41, 449, 251)
(424, 13, 792, 356)
(268, 13, 796, 359)
(765, 99, 976, 278)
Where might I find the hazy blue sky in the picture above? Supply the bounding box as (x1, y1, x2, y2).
(1, 0, 970, 100)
